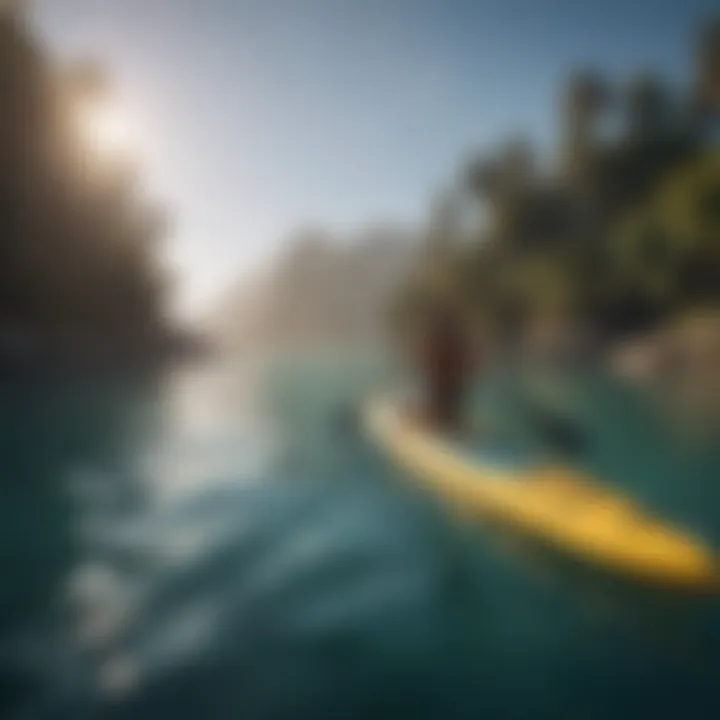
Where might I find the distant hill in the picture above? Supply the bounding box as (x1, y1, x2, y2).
(210, 225, 417, 352)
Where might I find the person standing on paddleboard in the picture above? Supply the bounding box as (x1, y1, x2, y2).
(414, 303, 477, 432)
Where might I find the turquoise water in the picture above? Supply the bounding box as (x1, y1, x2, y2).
(2, 355, 720, 720)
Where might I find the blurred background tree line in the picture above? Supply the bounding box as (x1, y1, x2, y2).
(0, 6, 175, 371)
(392, 19, 720, 361)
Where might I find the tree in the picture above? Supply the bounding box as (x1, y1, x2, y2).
(693, 18, 720, 115)
(625, 72, 670, 139)
(598, 152, 719, 337)
(561, 70, 610, 183)
(0, 12, 170, 360)
(392, 20, 719, 352)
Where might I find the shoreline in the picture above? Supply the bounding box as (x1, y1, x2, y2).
(0, 326, 210, 381)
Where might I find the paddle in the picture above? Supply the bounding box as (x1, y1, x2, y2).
(521, 399, 590, 459)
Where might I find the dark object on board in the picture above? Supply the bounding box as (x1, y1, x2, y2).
(416, 305, 477, 432)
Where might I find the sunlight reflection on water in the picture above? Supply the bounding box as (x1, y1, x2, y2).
(60, 360, 282, 703)
(138, 361, 277, 501)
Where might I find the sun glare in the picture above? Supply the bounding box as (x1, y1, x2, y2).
(83, 102, 137, 157)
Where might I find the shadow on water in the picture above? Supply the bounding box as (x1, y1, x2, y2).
(3, 356, 720, 720)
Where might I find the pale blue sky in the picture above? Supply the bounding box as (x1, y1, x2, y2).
(31, 0, 717, 319)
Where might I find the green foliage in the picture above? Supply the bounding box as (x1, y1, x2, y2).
(396, 19, 720, 347)
(611, 154, 720, 316)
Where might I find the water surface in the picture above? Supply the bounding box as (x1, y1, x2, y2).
(2, 355, 720, 719)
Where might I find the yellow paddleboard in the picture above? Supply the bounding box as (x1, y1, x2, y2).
(364, 398, 718, 593)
